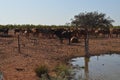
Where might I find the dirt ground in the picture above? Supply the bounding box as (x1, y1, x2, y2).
(0, 32, 120, 80)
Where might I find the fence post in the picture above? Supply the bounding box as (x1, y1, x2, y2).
(18, 35, 21, 53)
(84, 30, 90, 57)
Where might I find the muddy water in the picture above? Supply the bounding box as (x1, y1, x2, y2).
(70, 54, 120, 80)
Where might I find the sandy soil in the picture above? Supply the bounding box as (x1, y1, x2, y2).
(0, 33, 120, 80)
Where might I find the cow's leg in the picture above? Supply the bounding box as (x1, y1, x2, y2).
(68, 37, 71, 45)
(110, 33, 112, 38)
(116, 33, 118, 38)
(14, 31, 16, 35)
(60, 38, 63, 44)
(95, 33, 98, 38)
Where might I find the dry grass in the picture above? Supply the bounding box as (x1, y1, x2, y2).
(0, 33, 120, 80)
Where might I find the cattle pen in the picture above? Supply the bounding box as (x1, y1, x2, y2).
(0, 28, 120, 80)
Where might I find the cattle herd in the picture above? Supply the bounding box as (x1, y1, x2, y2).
(0, 27, 120, 44)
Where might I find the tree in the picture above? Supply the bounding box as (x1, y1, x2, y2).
(71, 11, 114, 29)
(71, 11, 114, 56)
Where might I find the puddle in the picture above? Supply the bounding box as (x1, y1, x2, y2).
(70, 53, 120, 80)
(0, 71, 3, 80)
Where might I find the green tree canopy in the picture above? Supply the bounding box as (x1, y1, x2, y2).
(71, 11, 114, 29)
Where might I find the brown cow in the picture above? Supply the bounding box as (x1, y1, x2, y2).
(110, 28, 120, 38)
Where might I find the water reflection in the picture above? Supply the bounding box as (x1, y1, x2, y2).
(84, 56, 89, 80)
(71, 54, 120, 80)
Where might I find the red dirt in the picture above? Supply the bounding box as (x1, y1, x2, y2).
(0, 33, 120, 80)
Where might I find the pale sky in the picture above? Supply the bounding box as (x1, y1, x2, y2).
(0, 0, 120, 26)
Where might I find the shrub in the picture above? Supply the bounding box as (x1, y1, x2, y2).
(54, 64, 71, 79)
(35, 65, 48, 78)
